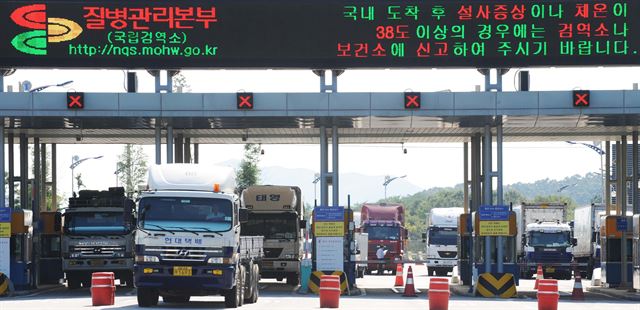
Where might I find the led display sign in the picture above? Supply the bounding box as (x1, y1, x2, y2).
(0, 1, 637, 69)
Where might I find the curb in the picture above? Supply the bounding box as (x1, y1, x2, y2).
(586, 287, 640, 302)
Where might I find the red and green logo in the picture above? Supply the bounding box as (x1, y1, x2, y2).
(11, 4, 82, 55)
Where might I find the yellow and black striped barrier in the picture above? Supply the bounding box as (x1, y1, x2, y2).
(476, 272, 517, 298)
(308, 271, 348, 294)
(0, 272, 9, 296)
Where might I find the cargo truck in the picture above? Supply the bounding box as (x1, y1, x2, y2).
(134, 164, 263, 308)
(360, 203, 407, 274)
(514, 202, 577, 280)
(573, 203, 606, 279)
(422, 207, 464, 276)
(61, 187, 135, 289)
(240, 185, 305, 286)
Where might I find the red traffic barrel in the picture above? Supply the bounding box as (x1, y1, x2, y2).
(428, 278, 450, 310)
(91, 272, 115, 306)
(319, 275, 341, 308)
(537, 279, 559, 310)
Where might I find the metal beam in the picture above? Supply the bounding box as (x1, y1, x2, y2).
(332, 126, 339, 206)
(8, 133, 13, 208)
(19, 134, 27, 210)
(155, 123, 161, 165)
(51, 144, 57, 209)
(620, 136, 628, 287)
(166, 126, 174, 164)
(320, 127, 328, 207)
(483, 126, 493, 274)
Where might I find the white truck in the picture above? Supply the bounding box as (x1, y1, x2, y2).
(134, 164, 263, 308)
(573, 204, 606, 279)
(423, 207, 464, 276)
(240, 185, 305, 285)
(514, 202, 577, 280)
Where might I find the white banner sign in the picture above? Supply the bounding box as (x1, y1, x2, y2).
(0, 238, 9, 278)
(316, 237, 343, 272)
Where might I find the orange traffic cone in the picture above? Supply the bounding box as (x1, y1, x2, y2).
(402, 266, 417, 297)
(534, 265, 544, 289)
(571, 269, 585, 301)
(394, 263, 404, 287)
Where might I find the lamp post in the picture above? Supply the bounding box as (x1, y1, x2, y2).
(28, 80, 73, 93)
(312, 173, 321, 207)
(383, 175, 406, 200)
(70, 155, 103, 196)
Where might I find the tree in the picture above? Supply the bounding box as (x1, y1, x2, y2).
(172, 72, 191, 93)
(116, 144, 148, 197)
(235, 144, 261, 193)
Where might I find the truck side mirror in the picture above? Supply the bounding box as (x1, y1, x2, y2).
(421, 232, 427, 241)
(571, 238, 578, 246)
(239, 208, 249, 223)
(299, 219, 307, 229)
(123, 199, 135, 229)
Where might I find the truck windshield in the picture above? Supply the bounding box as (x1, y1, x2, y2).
(529, 231, 570, 247)
(428, 227, 457, 246)
(139, 197, 233, 232)
(241, 213, 298, 239)
(65, 212, 128, 235)
(365, 226, 400, 240)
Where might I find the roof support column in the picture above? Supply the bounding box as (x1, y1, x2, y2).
(19, 134, 28, 211)
(606, 141, 612, 215)
(155, 123, 162, 165)
(633, 132, 639, 215)
(33, 137, 41, 288)
(174, 134, 184, 163)
(0, 128, 4, 208)
(166, 126, 174, 164)
(8, 133, 14, 208)
(332, 126, 339, 207)
(618, 136, 628, 287)
(184, 138, 191, 164)
(496, 122, 504, 273)
(51, 144, 57, 209)
(483, 125, 493, 274)
(40, 143, 46, 210)
(320, 127, 328, 207)
(194, 144, 199, 164)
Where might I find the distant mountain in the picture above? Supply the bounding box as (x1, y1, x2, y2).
(260, 166, 423, 206)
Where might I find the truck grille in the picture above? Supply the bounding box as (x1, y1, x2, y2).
(437, 251, 457, 259)
(71, 245, 125, 257)
(264, 248, 283, 259)
(145, 246, 218, 262)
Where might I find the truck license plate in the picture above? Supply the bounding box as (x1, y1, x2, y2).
(91, 259, 104, 266)
(173, 266, 192, 276)
(545, 267, 555, 273)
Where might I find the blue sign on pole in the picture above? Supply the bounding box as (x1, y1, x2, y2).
(314, 206, 344, 222)
(0, 208, 10, 222)
(478, 205, 509, 221)
(616, 217, 628, 231)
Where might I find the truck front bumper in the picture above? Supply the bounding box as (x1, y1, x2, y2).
(134, 263, 235, 291)
(426, 259, 457, 267)
(260, 259, 300, 275)
(63, 258, 134, 271)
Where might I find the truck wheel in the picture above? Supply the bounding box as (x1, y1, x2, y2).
(286, 274, 299, 286)
(239, 265, 246, 306)
(225, 266, 243, 308)
(67, 274, 81, 289)
(137, 287, 159, 307)
(163, 295, 190, 303)
(245, 264, 259, 304)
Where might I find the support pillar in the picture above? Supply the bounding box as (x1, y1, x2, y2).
(618, 136, 628, 287)
(34, 138, 40, 221)
(20, 134, 28, 210)
(184, 138, 191, 163)
(332, 126, 339, 206)
(463, 142, 469, 214)
(40, 143, 46, 210)
(0, 128, 4, 207)
(166, 126, 174, 164)
(633, 132, 639, 215)
(175, 134, 184, 163)
(496, 123, 504, 273)
(155, 123, 162, 165)
(194, 143, 199, 164)
(8, 133, 14, 208)
(51, 144, 57, 209)
(470, 133, 482, 290)
(606, 141, 612, 215)
(483, 126, 493, 274)
(320, 127, 329, 207)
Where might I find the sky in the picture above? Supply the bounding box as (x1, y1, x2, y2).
(2, 67, 632, 202)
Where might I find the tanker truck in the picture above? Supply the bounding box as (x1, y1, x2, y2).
(360, 203, 407, 275)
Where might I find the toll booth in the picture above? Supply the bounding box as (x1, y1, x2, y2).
(10, 209, 33, 289)
(458, 213, 472, 285)
(38, 211, 63, 285)
(472, 209, 519, 285)
(632, 215, 640, 291)
(601, 215, 633, 288)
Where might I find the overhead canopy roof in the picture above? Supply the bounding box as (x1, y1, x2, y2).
(1, 91, 638, 144)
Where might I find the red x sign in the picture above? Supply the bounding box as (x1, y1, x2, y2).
(404, 92, 420, 109)
(237, 93, 254, 110)
(573, 90, 590, 107)
(67, 92, 84, 109)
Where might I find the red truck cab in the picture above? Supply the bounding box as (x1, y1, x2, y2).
(360, 204, 408, 274)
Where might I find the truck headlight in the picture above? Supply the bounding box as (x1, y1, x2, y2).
(207, 257, 224, 264)
(135, 255, 159, 263)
